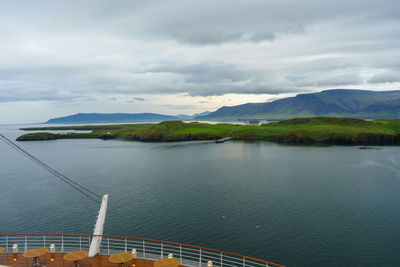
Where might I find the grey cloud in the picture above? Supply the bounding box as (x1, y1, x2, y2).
(124, 0, 399, 45)
(248, 32, 276, 43)
(294, 72, 363, 87)
(6, 0, 394, 46)
(0, 59, 373, 101)
(368, 72, 400, 84)
(125, 97, 145, 103)
(173, 30, 244, 45)
(142, 62, 300, 96)
(163, 104, 196, 110)
(142, 59, 369, 96)
(172, 28, 289, 45)
(147, 63, 249, 83)
(0, 0, 399, 104)
(0, 86, 80, 103)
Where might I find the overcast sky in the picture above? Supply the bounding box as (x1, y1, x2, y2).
(1, 0, 400, 123)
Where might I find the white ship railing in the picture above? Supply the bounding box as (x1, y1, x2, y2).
(0, 234, 284, 267)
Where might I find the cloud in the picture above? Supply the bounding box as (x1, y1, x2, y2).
(172, 30, 245, 45)
(163, 104, 196, 110)
(147, 62, 250, 84)
(295, 72, 363, 87)
(0, 0, 400, 111)
(368, 71, 400, 84)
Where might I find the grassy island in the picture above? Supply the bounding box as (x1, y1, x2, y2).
(17, 117, 400, 145)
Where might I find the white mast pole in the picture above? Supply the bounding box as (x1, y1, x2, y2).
(88, 194, 108, 257)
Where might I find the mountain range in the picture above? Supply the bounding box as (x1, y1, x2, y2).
(45, 90, 400, 123)
(46, 111, 211, 124)
(197, 89, 400, 120)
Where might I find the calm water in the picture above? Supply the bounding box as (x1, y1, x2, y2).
(1, 124, 400, 266)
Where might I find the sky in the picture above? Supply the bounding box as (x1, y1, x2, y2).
(1, 0, 400, 124)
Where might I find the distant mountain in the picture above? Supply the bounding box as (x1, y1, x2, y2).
(197, 89, 400, 121)
(46, 113, 181, 124)
(175, 111, 211, 120)
(194, 111, 211, 117)
(174, 114, 193, 120)
(46, 111, 212, 124)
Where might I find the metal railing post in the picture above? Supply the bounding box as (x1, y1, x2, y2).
(143, 240, 146, 258)
(107, 237, 110, 255)
(25, 235, 27, 251)
(180, 244, 182, 264)
(199, 248, 202, 267)
(43, 235, 46, 247)
(5, 236, 8, 253)
(243, 257, 245, 267)
(161, 242, 163, 258)
(220, 252, 223, 267)
(79, 236, 82, 251)
(88, 236, 91, 250)
(125, 238, 127, 253)
(61, 235, 64, 252)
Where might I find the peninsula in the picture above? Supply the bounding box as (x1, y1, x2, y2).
(17, 117, 400, 145)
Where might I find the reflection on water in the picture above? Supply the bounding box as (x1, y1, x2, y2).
(1, 124, 400, 267)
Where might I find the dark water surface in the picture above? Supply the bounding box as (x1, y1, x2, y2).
(1, 124, 400, 266)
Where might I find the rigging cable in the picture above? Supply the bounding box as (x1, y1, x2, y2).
(0, 133, 102, 204)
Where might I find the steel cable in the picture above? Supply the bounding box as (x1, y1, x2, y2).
(0, 133, 101, 204)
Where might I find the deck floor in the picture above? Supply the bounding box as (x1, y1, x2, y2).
(0, 253, 180, 267)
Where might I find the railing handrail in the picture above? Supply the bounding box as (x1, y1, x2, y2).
(0, 233, 285, 267)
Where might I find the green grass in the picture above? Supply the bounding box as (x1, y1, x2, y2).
(17, 118, 400, 145)
(230, 117, 400, 144)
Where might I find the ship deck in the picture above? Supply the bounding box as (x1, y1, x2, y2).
(0, 234, 284, 267)
(0, 253, 176, 267)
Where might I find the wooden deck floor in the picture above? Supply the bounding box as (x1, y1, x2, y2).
(0, 253, 179, 267)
